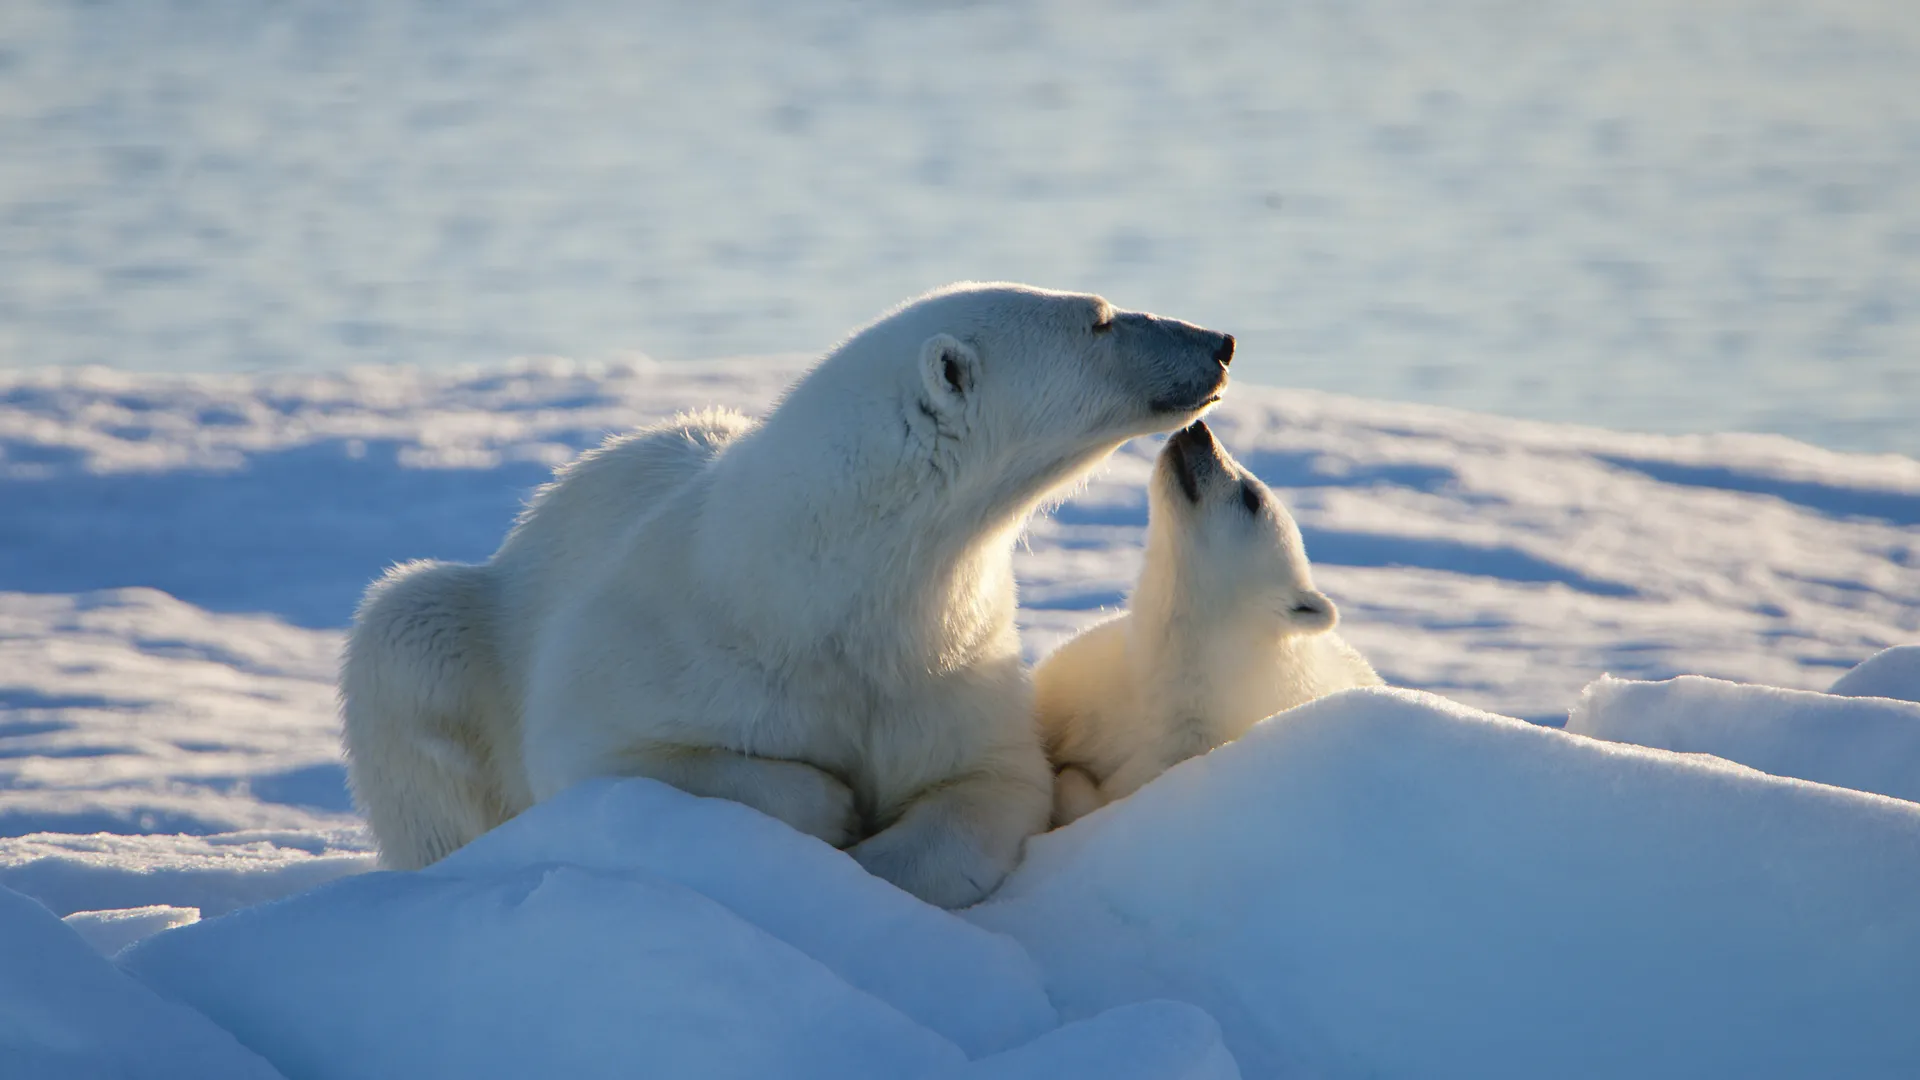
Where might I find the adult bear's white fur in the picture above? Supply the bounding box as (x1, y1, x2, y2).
(1037, 420, 1381, 826)
(342, 283, 1235, 907)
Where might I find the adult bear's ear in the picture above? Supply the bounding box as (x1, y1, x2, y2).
(919, 333, 978, 415)
(1285, 589, 1338, 633)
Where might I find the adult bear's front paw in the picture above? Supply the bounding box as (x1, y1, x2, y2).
(753, 760, 860, 849)
(850, 817, 1015, 909)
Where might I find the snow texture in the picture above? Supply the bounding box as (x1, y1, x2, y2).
(125, 863, 969, 1080)
(1828, 644, 1920, 703)
(1569, 672, 1920, 803)
(61, 904, 199, 957)
(425, 779, 1057, 1057)
(0, 884, 282, 1080)
(1, 362, 1917, 1076)
(5, 1, 1920, 458)
(0, 829, 372, 921)
(968, 687, 1920, 1079)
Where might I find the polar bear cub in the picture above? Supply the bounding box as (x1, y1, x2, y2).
(342, 283, 1236, 908)
(1037, 420, 1381, 825)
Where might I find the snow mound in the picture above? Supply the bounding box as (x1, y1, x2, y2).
(122, 865, 968, 1080)
(61, 904, 199, 957)
(1569, 673, 1920, 803)
(425, 779, 1057, 1056)
(967, 687, 1920, 1079)
(114, 779, 1244, 1079)
(0, 885, 281, 1080)
(1828, 644, 1920, 704)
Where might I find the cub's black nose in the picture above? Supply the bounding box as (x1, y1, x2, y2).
(1170, 419, 1212, 448)
(1212, 334, 1235, 367)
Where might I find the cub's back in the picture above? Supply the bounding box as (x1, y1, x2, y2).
(1034, 615, 1136, 765)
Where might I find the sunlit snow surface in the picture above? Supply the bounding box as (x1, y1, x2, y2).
(3, 0, 1920, 454)
(1, 362, 1917, 1076)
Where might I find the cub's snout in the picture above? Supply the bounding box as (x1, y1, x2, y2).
(1159, 420, 1231, 504)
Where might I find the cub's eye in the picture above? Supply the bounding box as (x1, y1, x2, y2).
(1239, 482, 1261, 515)
(1091, 312, 1114, 334)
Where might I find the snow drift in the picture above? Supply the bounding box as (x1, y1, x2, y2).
(420, 780, 1058, 1056)
(119, 781, 1241, 1080)
(115, 688, 1920, 1080)
(124, 863, 971, 1080)
(0, 885, 280, 1080)
(1569, 671, 1920, 802)
(1828, 644, 1920, 704)
(4, 363, 1919, 1076)
(969, 687, 1920, 1079)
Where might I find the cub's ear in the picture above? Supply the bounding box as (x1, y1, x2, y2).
(1286, 589, 1338, 633)
(919, 333, 978, 415)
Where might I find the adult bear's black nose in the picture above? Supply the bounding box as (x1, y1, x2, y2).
(1212, 334, 1235, 367)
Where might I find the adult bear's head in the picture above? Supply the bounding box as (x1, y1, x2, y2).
(773, 283, 1234, 519)
(896, 282, 1233, 438)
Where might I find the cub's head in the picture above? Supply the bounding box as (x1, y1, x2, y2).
(1142, 420, 1336, 635)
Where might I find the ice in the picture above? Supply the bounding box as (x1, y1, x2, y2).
(968, 687, 1920, 1078)
(122, 865, 968, 1080)
(426, 778, 1057, 1057)
(61, 904, 199, 957)
(0, 884, 282, 1080)
(1568, 673, 1920, 803)
(1828, 645, 1920, 705)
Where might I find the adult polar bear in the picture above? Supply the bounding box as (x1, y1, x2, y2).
(342, 283, 1235, 907)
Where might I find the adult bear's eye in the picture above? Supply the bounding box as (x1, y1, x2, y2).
(1240, 482, 1261, 515)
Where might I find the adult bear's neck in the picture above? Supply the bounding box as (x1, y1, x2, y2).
(691, 396, 1104, 681)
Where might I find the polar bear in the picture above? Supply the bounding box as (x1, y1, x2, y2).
(342, 283, 1235, 907)
(1037, 419, 1381, 826)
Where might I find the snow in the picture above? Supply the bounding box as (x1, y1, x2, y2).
(0, 588, 359, 837)
(1, 361, 1916, 1075)
(61, 904, 199, 958)
(4, 362, 1912, 724)
(0, 885, 282, 1080)
(123, 864, 973, 1080)
(1568, 673, 1920, 803)
(426, 779, 1057, 1058)
(969, 687, 1920, 1079)
(1828, 644, 1920, 704)
(0, 830, 371, 921)
(5, 1, 1920, 458)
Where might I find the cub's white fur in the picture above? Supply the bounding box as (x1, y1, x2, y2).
(342, 283, 1235, 907)
(1037, 420, 1381, 826)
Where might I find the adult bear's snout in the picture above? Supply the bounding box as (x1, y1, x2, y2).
(1121, 312, 1235, 416)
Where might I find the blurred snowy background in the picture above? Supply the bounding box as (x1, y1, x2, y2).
(2, 0, 1917, 454)
(6, 6, 1920, 1075)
